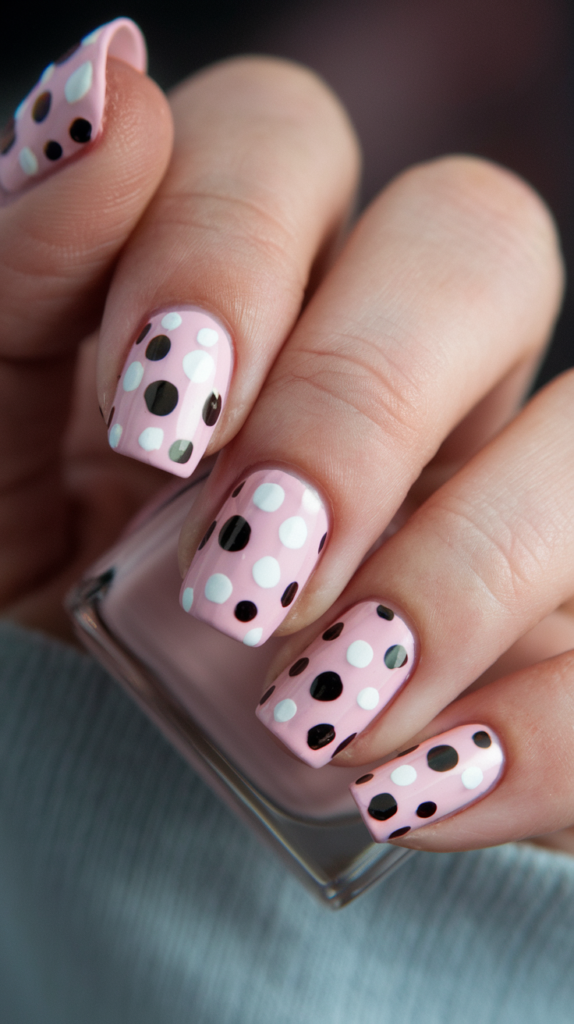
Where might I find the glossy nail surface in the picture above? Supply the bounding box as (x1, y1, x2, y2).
(108, 307, 233, 477)
(350, 724, 504, 843)
(0, 19, 146, 195)
(180, 468, 328, 645)
(256, 601, 415, 766)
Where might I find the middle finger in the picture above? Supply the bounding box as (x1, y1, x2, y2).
(179, 156, 562, 646)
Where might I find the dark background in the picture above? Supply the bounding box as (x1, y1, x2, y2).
(2, 0, 573, 387)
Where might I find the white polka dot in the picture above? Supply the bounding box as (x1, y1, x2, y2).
(19, 148, 38, 176)
(253, 482, 285, 512)
(40, 64, 55, 84)
(138, 427, 163, 451)
(14, 98, 28, 121)
(356, 687, 380, 711)
(65, 61, 93, 103)
(197, 327, 219, 347)
(243, 627, 263, 646)
(204, 573, 233, 604)
(279, 516, 308, 549)
(390, 764, 417, 786)
(122, 361, 144, 391)
(346, 640, 374, 668)
(181, 587, 194, 612)
(302, 487, 323, 514)
(82, 28, 102, 45)
(274, 699, 297, 722)
(461, 766, 484, 790)
(252, 556, 281, 589)
(108, 423, 123, 449)
(161, 312, 182, 330)
(183, 350, 215, 383)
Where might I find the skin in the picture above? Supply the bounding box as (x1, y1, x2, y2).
(2, 52, 572, 854)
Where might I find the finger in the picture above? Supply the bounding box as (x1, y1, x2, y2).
(351, 650, 574, 851)
(180, 156, 562, 646)
(0, 24, 173, 601)
(0, 19, 146, 197)
(259, 370, 574, 768)
(97, 57, 360, 479)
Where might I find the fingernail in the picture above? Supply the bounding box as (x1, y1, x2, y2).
(256, 601, 415, 766)
(350, 724, 504, 843)
(108, 307, 233, 477)
(180, 468, 329, 645)
(0, 18, 146, 195)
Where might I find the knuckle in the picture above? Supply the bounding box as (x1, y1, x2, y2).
(427, 492, 558, 613)
(274, 325, 432, 459)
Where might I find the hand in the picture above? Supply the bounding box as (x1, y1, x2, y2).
(2, 22, 570, 855)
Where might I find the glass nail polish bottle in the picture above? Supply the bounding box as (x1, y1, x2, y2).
(67, 465, 413, 907)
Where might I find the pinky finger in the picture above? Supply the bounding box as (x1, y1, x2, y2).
(350, 647, 574, 850)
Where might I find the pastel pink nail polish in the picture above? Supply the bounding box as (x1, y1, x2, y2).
(0, 19, 146, 195)
(180, 468, 329, 646)
(108, 307, 233, 477)
(256, 601, 415, 766)
(350, 724, 504, 843)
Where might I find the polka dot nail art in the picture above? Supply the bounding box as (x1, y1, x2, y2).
(350, 724, 504, 843)
(180, 468, 329, 645)
(108, 308, 232, 477)
(0, 19, 146, 194)
(256, 601, 415, 767)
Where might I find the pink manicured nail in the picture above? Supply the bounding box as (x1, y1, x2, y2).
(180, 468, 329, 646)
(0, 19, 146, 195)
(256, 601, 415, 766)
(350, 724, 504, 843)
(108, 307, 233, 477)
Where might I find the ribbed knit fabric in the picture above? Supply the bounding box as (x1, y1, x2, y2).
(1, 620, 573, 1024)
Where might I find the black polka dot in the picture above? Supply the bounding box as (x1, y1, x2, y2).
(146, 335, 171, 361)
(219, 515, 251, 551)
(377, 604, 395, 620)
(169, 439, 193, 464)
(259, 685, 275, 706)
(332, 733, 356, 756)
(354, 773, 374, 785)
(473, 731, 492, 748)
(368, 793, 398, 821)
(307, 723, 336, 750)
(416, 801, 437, 818)
(427, 744, 459, 772)
(384, 644, 408, 669)
(235, 600, 257, 622)
(136, 323, 152, 345)
(144, 380, 178, 416)
(106, 406, 115, 428)
(289, 657, 309, 677)
(198, 521, 216, 550)
(202, 392, 221, 426)
(32, 91, 51, 122)
(0, 117, 16, 155)
(390, 826, 411, 838)
(397, 745, 419, 757)
(318, 532, 327, 553)
(322, 622, 344, 641)
(55, 42, 81, 64)
(281, 582, 298, 607)
(232, 482, 245, 497)
(310, 671, 343, 701)
(44, 140, 62, 160)
(69, 118, 92, 144)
